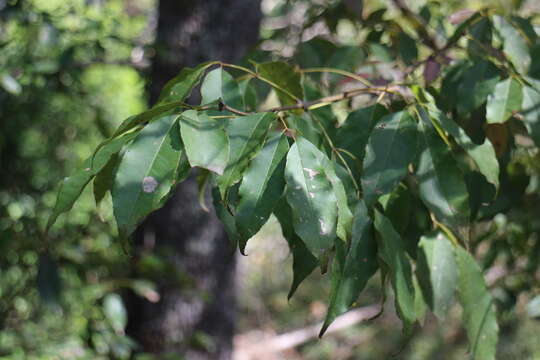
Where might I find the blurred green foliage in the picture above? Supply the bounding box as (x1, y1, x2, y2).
(0, 0, 153, 358)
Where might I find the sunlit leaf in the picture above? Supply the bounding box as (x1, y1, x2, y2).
(285, 137, 351, 256)
(486, 77, 523, 124)
(522, 78, 540, 147)
(112, 113, 183, 237)
(200, 67, 243, 109)
(103, 294, 128, 334)
(455, 246, 499, 360)
(217, 112, 276, 197)
(493, 15, 531, 74)
(416, 232, 457, 319)
(423, 96, 499, 190)
(47, 130, 139, 230)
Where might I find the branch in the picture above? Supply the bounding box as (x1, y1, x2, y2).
(234, 305, 381, 358)
(201, 86, 403, 118)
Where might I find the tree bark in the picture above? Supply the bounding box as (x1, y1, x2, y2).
(126, 1, 262, 359)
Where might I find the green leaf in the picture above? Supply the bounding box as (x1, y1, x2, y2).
(361, 110, 418, 206)
(294, 37, 336, 70)
(179, 110, 229, 175)
(521, 78, 540, 147)
(1, 73, 22, 95)
(200, 67, 243, 109)
(493, 15, 531, 74)
(455, 246, 499, 360)
(320, 201, 378, 336)
(467, 17, 492, 60)
(47, 130, 139, 230)
(212, 187, 239, 250)
(236, 133, 289, 253)
(374, 209, 416, 331)
(424, 97, 499, 190)
(526, 295, 540, 318)
(157, 62, 213, 104)
(457, 60, 500, 116)
(285, 137, 352, 256)
(217, 112, 276, 197)
(328, 46, 365, 72)
(112, 101, 185, 137)
(103, 294, 127, 333)
(416, 232, 457, 319)
(287, 113, 324, 149)
(397, 32, 418, 66)
(273, 198, 318, 299)
(256, 61, 303, 105)
(335, 104, 388, 168)
(112, 113, 183, 237)
(416, 107, 470, 236)
(93, 153, 120, 205)
(486, 77, 523, 124)
(239, 78, 258, 112)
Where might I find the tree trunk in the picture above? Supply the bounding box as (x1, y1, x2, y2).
(126, 1, 262, 359)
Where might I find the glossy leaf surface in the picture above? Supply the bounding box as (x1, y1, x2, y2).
(236, 133, 289, 253)
(416, 232, 457, 319)
(486, 77, 522, 124)
(285, 137, 351, 256)
(180, 110, 229, 175)
(320, 201, 378, 336)
(217, 112, 275, 196)
(455, 246, 499, 360)
(112, 113, 183, 237)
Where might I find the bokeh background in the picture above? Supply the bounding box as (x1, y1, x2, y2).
(1, 0, 540, 359)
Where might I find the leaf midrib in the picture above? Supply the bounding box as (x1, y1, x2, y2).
(222, 113, 270, 187)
